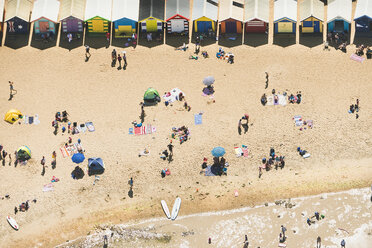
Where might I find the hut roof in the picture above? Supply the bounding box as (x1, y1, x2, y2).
(192, 0, 218, 21)
(244, 0, 269, 23)
(4, 0, 32, 22)
(354, 0, 372, 20)
(327, 0, 351, 23)
(219, 0, 245, 22)
(166, 0, 190, 21)
(84, 0, 112, 21)
(31, 0, 60, 23)
(274, 0, 297, 22)
(299, 0, 324, 21)
(138, 0, 165, 21)
(59, 0, 86, 21)
(112, 0, 139, 22)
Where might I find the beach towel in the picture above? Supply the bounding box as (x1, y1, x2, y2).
(295, 120, 303, 126)
(234, 147, 243, 157)
(60, 143, 82, 158)
(24, 115, 28, 124)
(80, 124, 87, 133)
(139, 149, 150, 156)
(145, 125, 152, 134)
(129, 128, 134, 134)
(163, 88, 185, 103)
(294, 115, 302, 122)
(85, 122, 95, 132)
(243, 147, 249, 157)
(205, 166, 217, 176)
(28, 116, 34, 124)
(42, 183, 54, 192)
(278, 95, 287, 106)
(307, 120, 313, 128)
(194, 114, 202, 125)
(34, 114, 40, 125)
(267, 95, 286, 106)
(350, 53, 365, 63)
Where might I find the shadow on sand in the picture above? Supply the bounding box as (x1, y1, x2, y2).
(59, 32, 83, 51)
(273, 34, 296, 47)
(299, 33, 323, 48)
(138, 31, 164, 48)
(353, 33, 372, 46)
(244, 33, 268, 47)
(5, 33, 30, 49)
(165, 34, 189, 48)
(218, 34, 243, 48)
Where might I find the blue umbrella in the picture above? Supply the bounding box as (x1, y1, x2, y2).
(203, 76, 215, 86)
(71, 153, 85, 164)
(211, 147, 226, 157)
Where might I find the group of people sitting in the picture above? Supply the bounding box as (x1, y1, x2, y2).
(327, 32, 348, 52)
(171, 126, 190, 144)
(355, 44, 371, 57)
(14, 199, 37, 214)
(261, 148, 285, 171)
(260, 90, 302, 105)
(349, 99, 360, 119)
(202, 156, 229, 176)
(288, 92, 302, 104)
(216, 48, 234, 64)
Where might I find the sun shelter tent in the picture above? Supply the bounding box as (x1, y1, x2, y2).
(144, 87, 160, 105)
(300, 0, 323, 33)
(4, 109, 23, 124)
(354, 0, 372, 34)
(112, 0, 139, 38)
(244, 0, 269, 33)
(139, 0, 165, 33)
(59, 0, 86, 33)
(88, 157, 105, 176)
(274, 0, 297, 33)
(31, 0, 60, 34)
(17, 146, 31, 161)
(85, 0, 112, 33)
(219, 0, 244, 34)
(192, 0, 218, 34)
(4, 0, 32, 34)
(166, 0, 190, 34)
(327, 0, 351, 33)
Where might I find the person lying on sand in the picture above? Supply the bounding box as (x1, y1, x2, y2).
(261, 94, 267, 106)
(175, 43, 188, 51)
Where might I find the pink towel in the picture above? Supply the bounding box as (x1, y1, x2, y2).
(243, 148, 249, 157)
(350, 53, 365, 63)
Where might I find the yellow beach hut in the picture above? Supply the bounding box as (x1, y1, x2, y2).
(300, 0, 324, 33)
(84, 0, 112, 33)
(139, 0, 165, 33)
(192, 0, 218, 33)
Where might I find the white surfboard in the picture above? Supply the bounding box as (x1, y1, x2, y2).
(7, 216, 19, 231)
(171, 197, 181, 220)
(303, 153, 310, 158)
(161, 200, 171, 219)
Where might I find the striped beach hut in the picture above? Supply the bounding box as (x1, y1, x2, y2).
(31, 0, 60, 34)
(59, 0, 85, 33)
(300, 0, 323, 33)
(244, 0, 269, 33)
(219, 0, 244, 34)
(166, 0, 190, 34)
(327, 0, 351, 33)
(274, 0, 297, 34)
(4, 0, 32, 34)
(112, 0, 139, 38)
(192, 0, 218, 33)
(354, 0, 372, 34)
(0, 0, 4, 33)
(85, 0, 112, 33)
(139, 0, 165, 33)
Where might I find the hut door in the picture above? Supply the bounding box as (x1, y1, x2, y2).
(314, 21, 320, 32)
(171, 19, 184, 33)
(92, 20, 104, 32)
(225, 21, 237, 33)
(334, 20, 344, 32)
(39, 21, 50, 33)
(278, 22, 293, 33)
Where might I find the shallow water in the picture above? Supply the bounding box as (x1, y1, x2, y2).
(58, 188, 372, 248)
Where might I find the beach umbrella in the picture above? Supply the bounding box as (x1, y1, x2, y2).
(203, 76, 215, 86)
(71, 153, 85, 164)
(211, 147, 226, 157)
(17, 146, 31, 161)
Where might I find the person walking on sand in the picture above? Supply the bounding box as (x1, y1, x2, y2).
(52, 151, 56, 169)
(129, 177, 133, 187)
(168, 140, 174, 156)
(317, 236, 321, 248)
(122, 51, 128, 70)
(281, 225, 287, 238)
(106, 32, 110, 42)
(117, 54, 122, 69)
(9, 81, 16, 100)
(341, 239, 345, 248)
(111, 49, 117, 67)
(41, 156, 46, 176)
(85, 45, 91, 60)
(238, 118, 242, 135)
(259, 166, 263, 179)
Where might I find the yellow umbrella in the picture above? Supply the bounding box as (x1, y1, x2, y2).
(4, 109, 23, 124)
(17, 146, 31, 160)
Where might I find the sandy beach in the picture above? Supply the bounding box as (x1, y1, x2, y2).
(0, 41, 371, 248)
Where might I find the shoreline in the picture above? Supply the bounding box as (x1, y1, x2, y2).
(7, 172, 372, 248)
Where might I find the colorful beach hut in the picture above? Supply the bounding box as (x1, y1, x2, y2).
(59, 0, 86, 33)
(192, 0, 218, 33)
(112, 0, 139, 38)
(30, 0, 60, 34)
(327, 0, 351, 33)
(354, 0, 372, 34)
(299, 0, 324, 33)
(4, 0, 32, 34)
(244, 0, 269, 33)
(166, 0, 190, 34)
(218, 0, 244, 34)
(138, 0, 165, 33)
(84, 0, 112, 33)
(274, 0, 297, 34)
